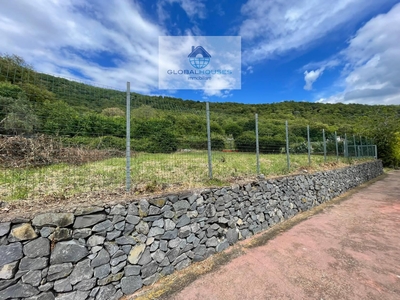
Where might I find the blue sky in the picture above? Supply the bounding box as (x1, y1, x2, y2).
(1, 0, 400, 105)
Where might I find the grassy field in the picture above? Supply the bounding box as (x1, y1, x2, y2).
(0, 151, 371, 201)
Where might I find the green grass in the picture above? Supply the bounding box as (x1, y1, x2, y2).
(0, 151, 374, 201)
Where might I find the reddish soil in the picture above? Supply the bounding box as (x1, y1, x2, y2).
(129, 171, 400, 300)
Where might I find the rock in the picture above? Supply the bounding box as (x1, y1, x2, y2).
(74, 206, 104, 216)
(96, 284, 116, 300)
(110, 254, 127, 267)
(136, 221, 149, 235)
(0, 242, 23, 267)
(87, 235, 105, 247)
(164, 219, 176, 231)
(127, 203, 139, 216)
(111, 261, 126, 274)
(0, 261, 18, 279)
(69, 259, 93, 285)
(148, 206, 161, 216)
(125, 215, 140, 225)
(73, 214, 106, 229)
(97, 272, 123, 285)
(104, 242, 119, 256)
(50, 240, 88, 264)
(91, 249, 110, 267)
(205, 204, 216, 217)
(40, 227, 55, 238)
(163, 210, 175, 218)
(161, 229, 178, 240)
(178, 225, 191, 238)
(128, 244, 146, 264)
(151, 249, 166, 263)
(72, 228, 92, 239)
(121, 276, 143, 294)
(226, 228, 239, 245)
(92, 220, 113, 232)
(139, 199, 149, 217)
(74, 291, 90, 300)
(54, 277, 72, 292)
(175, 258, 191, 271)
(173, 200, 190, 212)
(49, 228, 72, 242)
(115, 235, 136, 245)
(143, 273, 161, 286)
(47, 263, 73, 281)
(73, 277, 96, 291)
(148, 227, 165, 237)
(93, 264, 110, 279)
(152, 219, 164, 228)
(32, 213, 74, 228)
(38, 282, 53, 292)
(176, 215, 190, 228)
(19, 257, 48, 270)
(141, 261, 158, 278)
(125, 265, 141, 276)
(137, 249, 152, 266)
(216, 241, 229, 252)
(166, 247, 180, 262)
(0, 222, 10, 237)
(168, 237, 181, 248)
(24, 237, 50, 258)
(110, 204, 127, 216)
(206, 237, 218, 247)
(149, 198, 166, 207)
(22, 269, 42, 286)
(27, 292, 55, 300)
(0, 282, 39, 298)
(9, 223, 37, 241)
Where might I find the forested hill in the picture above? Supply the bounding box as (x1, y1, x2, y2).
(0, 54, 399, 166)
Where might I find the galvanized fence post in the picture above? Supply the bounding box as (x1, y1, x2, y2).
(307, 125, 311, 166)
(335, 131, 339, 161)
(323, 129, 327, 162)
(374, 145, 378, 159)
(255, 113, 260, 175)
(206, 102, 213, 179)
(126, 82, 131, 192)
(285, 120, 290, 171)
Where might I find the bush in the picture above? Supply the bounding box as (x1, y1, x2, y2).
(178, 136, 225, 151)
(235, 132, 285, 153)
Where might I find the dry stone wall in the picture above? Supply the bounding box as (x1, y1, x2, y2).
(0, 160, 383, 300)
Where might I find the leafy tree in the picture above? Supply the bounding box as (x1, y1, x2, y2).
(1, 97, 39, 135)
(0, 82, 23, 99)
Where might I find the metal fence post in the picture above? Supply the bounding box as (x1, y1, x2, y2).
(307, 125, 311, 166)
(335, 131, 339, 161)
(255, 113, 260, 175)
(285, 120, 290, 171)
(206, 102, 213, 179)
(126, 82, 131, 192)
(323, 129, 326, 162)
(374, 145, 378, 159)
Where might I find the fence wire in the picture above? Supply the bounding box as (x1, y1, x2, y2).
(0, 55, 377, 201)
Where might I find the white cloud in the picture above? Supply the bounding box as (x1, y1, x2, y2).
(0, 0, 165, 92)
(239, 0, 393, 64)
(318, 3, 400, 105)
(303, 68, 324, 90)
(157, 0, 206, 22)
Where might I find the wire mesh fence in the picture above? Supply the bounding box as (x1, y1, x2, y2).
(0, 55, 377, 201)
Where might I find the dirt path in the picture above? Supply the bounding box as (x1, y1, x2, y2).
(128, 171, 400, 300)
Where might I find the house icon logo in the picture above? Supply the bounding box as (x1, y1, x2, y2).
(188, 46, 211, 69)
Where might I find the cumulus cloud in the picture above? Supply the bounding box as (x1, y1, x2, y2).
(318, 3, 400, 105)
(0, 0, 165, 92)
(239, 0, 394, 64)
(303, 68, 324, 90)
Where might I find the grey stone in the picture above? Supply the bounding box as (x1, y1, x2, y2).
(32, 213, 74, 228)
(166, 247, 180, 262)
(0, 242, 23, 267)
(40, 227, 55, 238)
(54, 277, 72, 292)
(178, 225, 191, 238)
(9, 223, 37, 241)
(149, 240, 159, 252)
(111, 261, 126, 274)
(149, 198, 166, 207)
(47, 263, 73, 281)
(110, 204, 127, 216)
(91, 249, 110, 267)
(161, 265, 174, 276)
(92, 220, 113, 232)
(152, 219, 164, 228)
(90, 286, 100, 298)
(93, 264, 110, 279)
(49, 228, 72, 242)
(96, 284, 116, 300)
(127, 203, 139, 215)
(175, 258, 191, 271)
(121, 276, 143, 294)
(206, 237, 218, 247)
(51, 240, 88, 264)
(0, 261, 18, 279)
(164, 219, 176, 231)
(148, 206, 161, 216)
(173, 253, 187, 265)
(22, 270, 42, 286)
(194, 245, 206, 256)
(114, 221, 125, 231)
(73, 214, 106, 229)
(115, 236, 136, 245)
(163, 210, 175, 218)
(151, 249, 166, 263)
(128, 243, 146, 264)
(137, 249, 152, 266)
(0, 282, 39, 298)
(104, 242, 119, 256)
(176, 215, 190, 227)
(141, 261, 158, 278)
(159, 240, 168, 251)
(161, 229, 178, 240)
(143, 273, 161, 286)
(87, 235, 105, 247)
(173, 200, 190, 212)
(74, 206, 104, 216)
(72, 228, 92, 239)
(75, 291, 90, 300)
(97, 272, 124, 286)
(74, 277, 96, 291)
(168, 237, 181, 248)
(27, 291, 55, 300)
(125, 215, 140, 225)
(226, 228, 239, 245)
(205, 204, 216, 217)
(136, 220, 150, 235)
(0, 222, 11, 237)
(110, 254, 127, 267)
(24, 237, 50, 258)
(139, 199, 149, 217)
(38, 282, 53, 292)
(148, 227, 165, 237)
(19, 257, 48, 270)
(216, 241, 229, 252)
(70, 259, 93, 285)
(125, 265, 141, 276)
